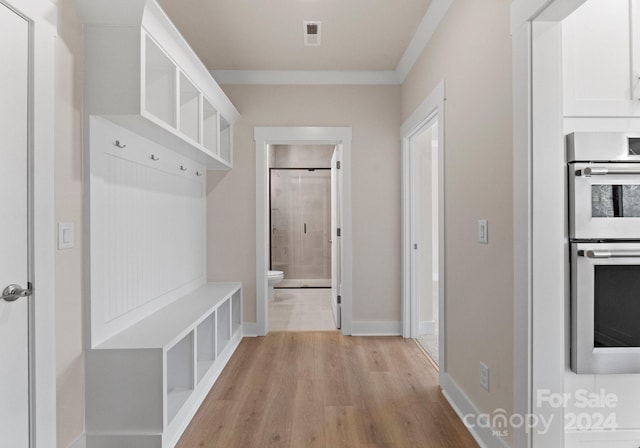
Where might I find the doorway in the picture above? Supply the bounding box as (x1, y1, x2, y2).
(255, 127, 353, 336)
(401, 81, 446, 373)
(411, 120, 440, 365)
(268, 145, 335, 331)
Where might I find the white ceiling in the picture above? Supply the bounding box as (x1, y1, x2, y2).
(157, 0, 433, 71)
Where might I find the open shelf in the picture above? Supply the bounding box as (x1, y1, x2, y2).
(179, 72, 200, 144)
(220, 114, 232, 163)
(202, 98, 217, 154)
(196, 312, 216, 383)
(217, 300, 231, 356)
(144, 35, 176, 128)
(166, 331, 194, 423)
(232, 290, 241, 336)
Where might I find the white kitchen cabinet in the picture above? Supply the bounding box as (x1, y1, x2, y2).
(75, 0, 238, 169)
(563, 0, 640, 117)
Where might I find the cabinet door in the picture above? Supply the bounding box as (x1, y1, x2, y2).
(563, 0, 640, 116)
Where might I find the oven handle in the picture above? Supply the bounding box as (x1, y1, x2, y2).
(579, 249, 640, 259)
(579, 167, 640, 176)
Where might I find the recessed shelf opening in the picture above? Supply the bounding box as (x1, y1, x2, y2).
(144, 35, 176, 127)
(179, 73, 200, 143)
(166, 332, 194, 423)
(196, 312, 216, 383)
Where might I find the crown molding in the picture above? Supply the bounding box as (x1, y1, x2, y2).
(210, 0, 453, 86)
(210, 70, 399, 85)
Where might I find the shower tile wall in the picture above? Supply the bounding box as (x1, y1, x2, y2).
(270, 145, 334, 287)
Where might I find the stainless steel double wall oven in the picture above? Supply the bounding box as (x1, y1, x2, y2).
(569, 133, 640, 374)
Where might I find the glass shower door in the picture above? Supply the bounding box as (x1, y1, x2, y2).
(270, 169, 331, 288)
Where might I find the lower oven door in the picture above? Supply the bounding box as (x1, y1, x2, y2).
(571, 242, 640, 374)
(570, 163, 640, 239)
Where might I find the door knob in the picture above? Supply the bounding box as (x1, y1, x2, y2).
(1, 284, 32, 302)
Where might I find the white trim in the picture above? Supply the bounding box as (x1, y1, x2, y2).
(440, 373, 511, 448)
(210, 70, 399, 85)
(242, 322, 260, 337)
(565, 430, 640, 447)
(210, 0, 451, 86)
(396, 0, 453, 83)
(401, 80, 446, 374)
(69, 434, 87, 448)
(2, 0, 58, 446)
(350, 321, 402, 336)
(512, 1, 589, 448)
(254, 127, 353, 336)
(419, 320, 435, 335)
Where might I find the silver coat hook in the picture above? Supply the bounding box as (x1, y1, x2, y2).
(114, 140, 126, 148)
(196, 171, 203, 177)
(150, 154, 160, 161)
(180, 165, 187, 171)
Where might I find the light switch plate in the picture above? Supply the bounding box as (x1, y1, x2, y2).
(480, 361, 490, 391)
(58, 222, 74, 250)
(478, 219, 488, 244)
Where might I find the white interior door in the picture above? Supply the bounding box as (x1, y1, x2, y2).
(331, 148, 341, 328)
(0, 3, 31, 446)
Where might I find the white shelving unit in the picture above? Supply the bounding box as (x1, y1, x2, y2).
(75, 0, 239, 170)
(86, 283, 243, 447)
(75, 1, 244, 446)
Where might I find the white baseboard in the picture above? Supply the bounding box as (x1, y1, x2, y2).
(351, 321, 402, 336)
(242, 322, 260, 337)
(419, 320, 435, 335)
(565, 429, 640, 447)
(69, 434, 86, 448)
(440, 373, 510, 448)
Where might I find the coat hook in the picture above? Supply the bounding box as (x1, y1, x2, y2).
(114, 140, 126, 148)
(150, 154, 160, 161)
(180, 165, 187, 171)
(196, 171, 203, 177)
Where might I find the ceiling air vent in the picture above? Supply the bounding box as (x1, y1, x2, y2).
(303, 21, 321, 46)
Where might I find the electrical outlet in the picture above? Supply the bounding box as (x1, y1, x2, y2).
(478, 219, 488, 244)
(479, 362, 490, 391)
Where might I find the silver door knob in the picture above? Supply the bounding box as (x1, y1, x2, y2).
(1, 284, 32, 302)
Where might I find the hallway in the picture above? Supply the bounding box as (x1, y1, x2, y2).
(177, 332, 479, 447)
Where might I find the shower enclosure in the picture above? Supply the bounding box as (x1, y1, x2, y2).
(270, 169, 331, 288)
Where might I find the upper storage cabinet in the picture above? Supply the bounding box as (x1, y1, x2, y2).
(563, 0, 640, 117)
(75, 0, 238, 169)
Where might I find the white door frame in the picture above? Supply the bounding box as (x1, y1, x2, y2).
(401, 80, 446, 371)
(512, 1, 587, 447)
(1, 0, 57, 445)
(255, 127, 353, 336)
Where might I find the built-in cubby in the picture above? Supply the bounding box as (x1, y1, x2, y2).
(217, 299, 231, 355)
(196, 313, 216, 383)
(178, 73, 200, 144)
(86, 283, 243, 447)
(76, 1, 244, 446)
(202, 99, 218, 153)
(75, 0, 238, 170)
(144, 35, 177, 128)
(166, 333, 194, 423)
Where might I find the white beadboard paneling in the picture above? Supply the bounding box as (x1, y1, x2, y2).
(90, 116, 207, 346)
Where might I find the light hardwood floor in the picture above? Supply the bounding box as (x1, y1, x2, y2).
(177, 332, 479, 448)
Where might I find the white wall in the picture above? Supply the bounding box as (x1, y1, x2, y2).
(401, 0, 515, 445)
(54, 0, 85, 445)
(207, 85, 402, 325)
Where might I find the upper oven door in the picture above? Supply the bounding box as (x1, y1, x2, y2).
(570, 163, 640, 239)
(571, 242, 640, 374)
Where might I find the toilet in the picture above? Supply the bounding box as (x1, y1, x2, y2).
(267, 270, 284, 301)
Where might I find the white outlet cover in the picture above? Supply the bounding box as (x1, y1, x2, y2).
(478, 219, 488, 244)
(480, 361, 490, 391)
(58, 222, 74, 250)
